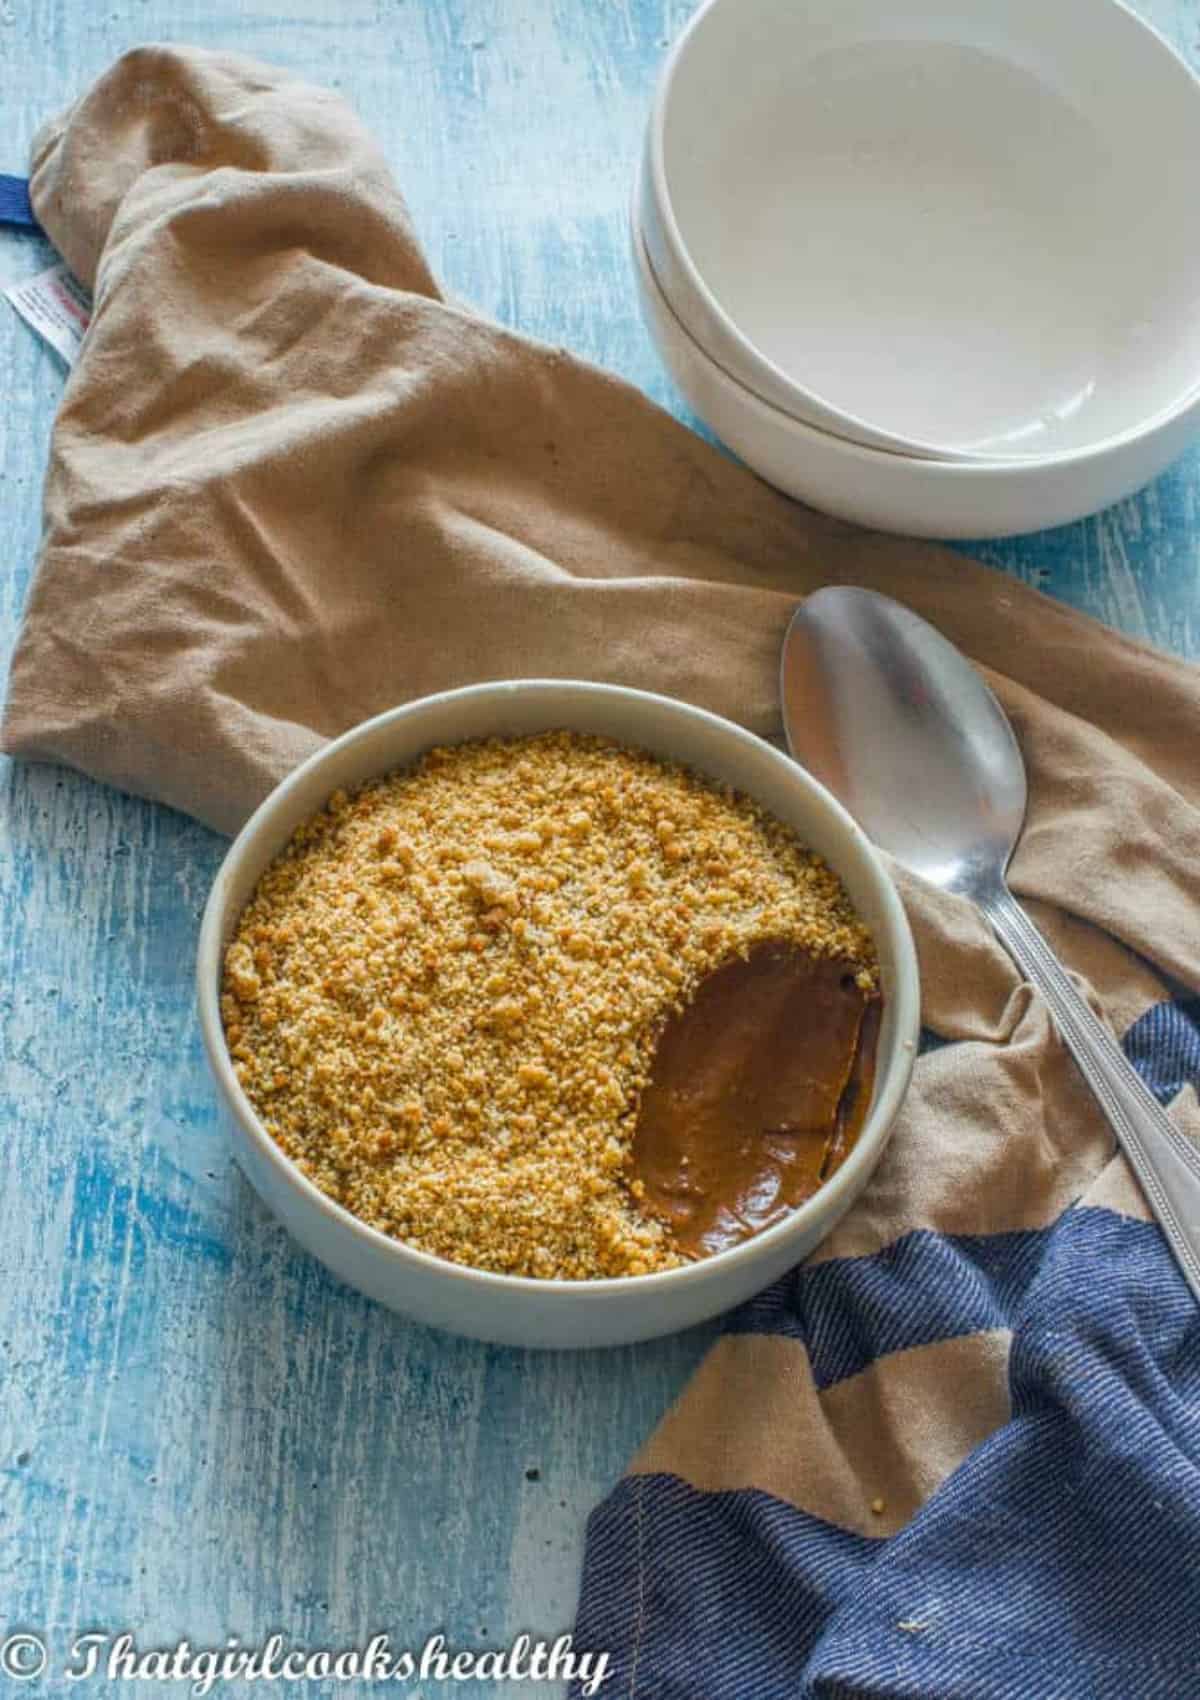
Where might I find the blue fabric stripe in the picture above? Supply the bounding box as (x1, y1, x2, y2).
(0, 174, 38, 230)
(574, 1208, 1200, 1700)
(575, 1474, 878, 1700)
(1123, 994, 1200, 1105)
(726, 1227, 1048, 1386)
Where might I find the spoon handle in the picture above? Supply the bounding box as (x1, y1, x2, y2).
(984, 885, 1200, 1306)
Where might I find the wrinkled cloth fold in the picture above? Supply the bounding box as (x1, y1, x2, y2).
(3, 46, 1198, 1700)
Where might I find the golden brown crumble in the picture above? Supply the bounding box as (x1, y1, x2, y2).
(221, 732, 877, 1279)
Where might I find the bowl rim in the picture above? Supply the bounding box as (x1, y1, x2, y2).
(197, 679, 921, 1302)
(633, 212, 1200, 485)
(647, 0, 1200, 469)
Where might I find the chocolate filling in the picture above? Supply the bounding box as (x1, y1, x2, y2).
(630, 941, 881, 1258)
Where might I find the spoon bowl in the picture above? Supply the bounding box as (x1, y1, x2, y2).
(782, 587, 1026, 900)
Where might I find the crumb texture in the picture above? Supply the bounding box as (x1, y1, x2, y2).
(222, 733, 878, 1278)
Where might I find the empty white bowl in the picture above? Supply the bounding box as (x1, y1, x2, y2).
(197, 681, 919, 1349)
(632, 219, 1196, 533)
(633, 220, 1200, 538)
(644, 0, 1200, 464)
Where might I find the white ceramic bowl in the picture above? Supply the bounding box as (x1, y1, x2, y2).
(197, 682, 919, 1349)
(644, 0, 1200, 463)
(633, 220, 1200, 539)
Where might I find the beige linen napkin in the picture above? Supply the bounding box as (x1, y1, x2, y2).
(4, 56, 1200, 1664)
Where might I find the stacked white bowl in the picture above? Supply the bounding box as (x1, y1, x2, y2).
(634, 0, 1200, 539)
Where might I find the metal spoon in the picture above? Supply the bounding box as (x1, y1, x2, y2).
(781, 585, 1200, 1305)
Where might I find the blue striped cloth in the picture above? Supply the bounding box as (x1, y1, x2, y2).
(574, 997, 1200, 1698)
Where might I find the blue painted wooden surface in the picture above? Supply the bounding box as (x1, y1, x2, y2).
(2, 1, 1199, 1692)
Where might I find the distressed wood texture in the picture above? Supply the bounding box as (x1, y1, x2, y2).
(2, 1, 1200, 1693)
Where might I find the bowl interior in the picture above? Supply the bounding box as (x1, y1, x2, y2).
(200, 683, 919, 1288)
(660, 0, 1200, 457)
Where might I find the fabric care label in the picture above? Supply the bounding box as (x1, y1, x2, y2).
(5, 262, 92, 366)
